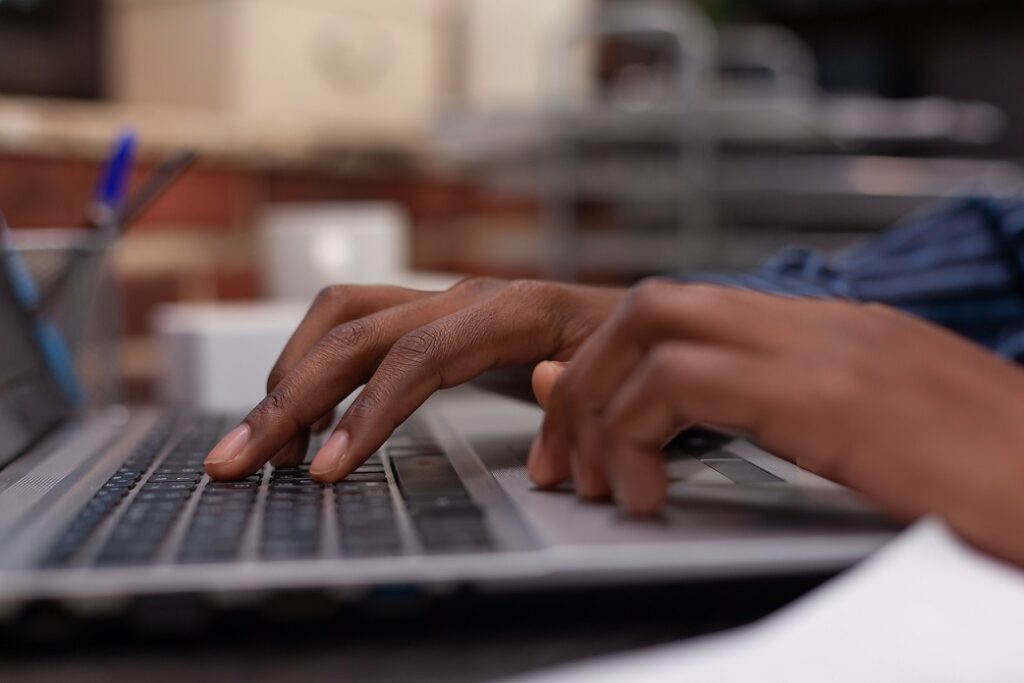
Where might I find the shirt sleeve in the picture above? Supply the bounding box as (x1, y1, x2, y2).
(677, 196, 1024, 362)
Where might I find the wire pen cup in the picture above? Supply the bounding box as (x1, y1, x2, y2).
(6, 227, 122, 409)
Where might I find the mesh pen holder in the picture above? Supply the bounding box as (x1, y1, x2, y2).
(7, 227, 122, 409)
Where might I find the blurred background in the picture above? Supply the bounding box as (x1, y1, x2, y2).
(1, 0, 1022, 408)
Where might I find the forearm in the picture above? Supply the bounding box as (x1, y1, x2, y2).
(678, 196, 1024, 363)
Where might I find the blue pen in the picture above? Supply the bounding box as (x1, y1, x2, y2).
(90, 130, 137, 230)
(0, 212, 82, 404)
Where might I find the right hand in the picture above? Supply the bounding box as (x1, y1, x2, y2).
(204, 278, 625, 482)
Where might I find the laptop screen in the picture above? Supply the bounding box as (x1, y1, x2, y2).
(0, 252, 71, 468)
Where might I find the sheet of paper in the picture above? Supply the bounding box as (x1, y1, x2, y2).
(511, 518, 1024, 683)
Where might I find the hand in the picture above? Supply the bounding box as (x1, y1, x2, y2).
(528, 280, 1024, 567)
(204, 278, 625, 481)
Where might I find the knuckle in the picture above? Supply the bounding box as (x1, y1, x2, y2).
(634, 276, 677, 291)
(621, 278, 674, 323)
(645, 344, 682, 382)
(498, 278, 572, 335)
(451, 276, 503, 297)
(391, 325, 445, 367)
(248, 387, 300, 431)
(345, 390, 386, 420)
(313, 284, 352, 311)
(256, 389, 289, 416)
(678, 282, 727, 308)
(324, 318, 377, 353)
(502, 279, 549, 303)
(266, 365, 286, 392)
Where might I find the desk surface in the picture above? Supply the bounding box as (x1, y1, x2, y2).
(0, 576, 825, 682)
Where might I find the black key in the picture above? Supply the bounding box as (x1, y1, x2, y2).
(134, 490, 192, 503)
(148, 473, 202, 483)
(105, 474, 139, 485)
(269, 479, 322, 488)
(206, 481, 259, 490)
(114, 469, 143, 479)
(266, 491, 321, 503)
(92, 488, 129, 501)
(155, 466, 203, 474)
(141, 481, 196, 492)
(340, 472, 387, 483)
(271, 470, 313, 480)
(199, 496, 256, 509)
(334, 481, 389, 492)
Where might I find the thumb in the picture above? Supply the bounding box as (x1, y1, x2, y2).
(531, 361, 569, 411)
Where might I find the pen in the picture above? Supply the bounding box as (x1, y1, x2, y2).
(89, 130, 137, 231)
(39, 147, 200, 311)
(0, 212, 82, 403)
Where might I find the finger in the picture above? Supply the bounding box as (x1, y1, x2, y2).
(270, 404, 336, 468)
(535, 283, 793, 496)
(205, 279, 506, 479)
(531, 361, 568, 411)
(602, 342, 779, 513)
(267, 284, 431, 394)
(268, 286, 429, 455)
(310, 293, 568, 481)
(524, 362, 573, 497)
(269, 430, 309, 468)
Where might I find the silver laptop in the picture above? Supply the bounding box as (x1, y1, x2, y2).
(0, 267, 898, 618)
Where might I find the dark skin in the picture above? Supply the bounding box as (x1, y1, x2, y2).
(206, 278, 1024, 568)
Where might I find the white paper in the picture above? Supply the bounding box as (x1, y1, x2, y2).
(510, 519, 1024, 683)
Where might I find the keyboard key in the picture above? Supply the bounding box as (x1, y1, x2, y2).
(340, 472, 387, 483)
(148, 473, 202, 483)
(141, 481, 196, 492)
(40, 421, 175, 567)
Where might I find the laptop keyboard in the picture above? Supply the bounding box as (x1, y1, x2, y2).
(41, 415, 495, 568)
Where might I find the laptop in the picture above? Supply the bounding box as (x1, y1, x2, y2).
(0, 255, 898, 620)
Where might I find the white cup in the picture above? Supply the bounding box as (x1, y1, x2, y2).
(258, 202, 410, 301)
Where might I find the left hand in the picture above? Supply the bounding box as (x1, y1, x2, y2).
(528, 280, 1024, 568)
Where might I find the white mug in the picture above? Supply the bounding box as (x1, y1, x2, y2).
(258, 202, 410, 301)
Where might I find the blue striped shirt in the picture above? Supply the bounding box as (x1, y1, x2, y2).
(681, 196, 1024, 362)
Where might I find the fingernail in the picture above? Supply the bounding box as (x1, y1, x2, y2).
(310, 429, 350, 477)
(205, 424, 250, 465)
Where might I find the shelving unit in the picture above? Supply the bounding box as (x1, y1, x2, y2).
(438, 0, 1020, 280)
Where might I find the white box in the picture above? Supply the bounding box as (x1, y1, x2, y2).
(156, 302, 306, 414)
(258, 202, 411, 301)
(461, 0, 595, 114)
(106, 0, 453, 142)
